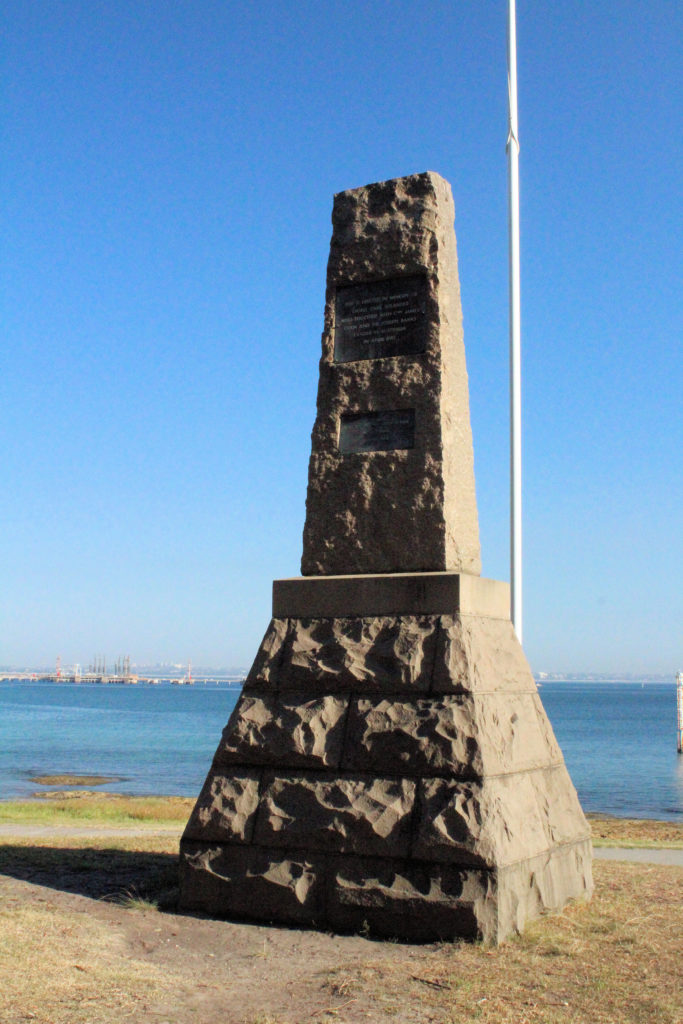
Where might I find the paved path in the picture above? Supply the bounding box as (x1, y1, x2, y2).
(593, 846, 683, 867)
(0, 824, 183, 839)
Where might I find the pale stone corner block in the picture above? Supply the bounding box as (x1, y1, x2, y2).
(496, 840, 594, 940)
(474, 691, 564, 777)
(243, 617, 290, 691)
(412, 771, 580, 869)
(430, 614, 536, 695)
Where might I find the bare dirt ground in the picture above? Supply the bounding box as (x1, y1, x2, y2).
(0, 828, 681, 1024)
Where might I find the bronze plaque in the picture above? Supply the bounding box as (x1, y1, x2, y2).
(339, 409, 415, 454)
(334, 276, 427, 362)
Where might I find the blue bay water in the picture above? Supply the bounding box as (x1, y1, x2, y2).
(541, 681, 682, 821)
(0, 679, 681, 820)
(0, 681, 241, 801)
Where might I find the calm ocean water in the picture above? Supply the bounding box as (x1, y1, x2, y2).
(0, 680, 681, 820)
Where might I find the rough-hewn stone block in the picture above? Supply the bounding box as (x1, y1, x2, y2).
(243, 618, 289, 690)
(413, 767, 590, 867)
(254, 773, 415, 856)
(182, 771, 261, 844)
(431, 614, 536, 694)
(342, 696, 482, 776)
(301, 173, 480, 577)
(279, 616, 437, 692)
(215, 693, 348, 769)
(179, 842, 325, 925)
(325, 857, 496, 941)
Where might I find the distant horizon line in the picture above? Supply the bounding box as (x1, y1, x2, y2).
(0, 666, 678, 683)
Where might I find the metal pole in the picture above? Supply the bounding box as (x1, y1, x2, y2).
(507, 0, 522, 641)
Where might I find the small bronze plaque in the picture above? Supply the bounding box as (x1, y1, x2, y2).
(339, 409, 415, 454)
(334, 276, 427, 362)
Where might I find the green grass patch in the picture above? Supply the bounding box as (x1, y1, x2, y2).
(0, 795, 194, 827)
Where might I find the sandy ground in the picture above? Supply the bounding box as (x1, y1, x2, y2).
(0, 870, 450, 1024)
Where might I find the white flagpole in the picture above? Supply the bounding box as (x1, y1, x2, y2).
(507, 0, 522, 641)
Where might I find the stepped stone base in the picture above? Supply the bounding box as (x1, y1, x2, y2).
(179, 575, 593, 942)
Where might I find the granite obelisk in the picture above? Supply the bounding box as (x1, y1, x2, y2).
(179, 172, 592, 942)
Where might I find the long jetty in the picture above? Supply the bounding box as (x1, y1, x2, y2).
(0, 672, 245, 686)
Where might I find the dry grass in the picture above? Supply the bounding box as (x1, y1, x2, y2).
(1, 831, 180, 853)
(338, 861, 683, 1024)
(0, 803, 681, 1023)
(1, 841, 682, 1023)
(0, 899, 168, 1024)
(1, 858, 680, 1024)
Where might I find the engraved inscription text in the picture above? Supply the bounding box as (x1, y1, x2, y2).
(334, 276, 427, 362)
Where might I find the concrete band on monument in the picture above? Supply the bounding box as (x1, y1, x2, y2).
(178, 172, 593, 943)
(272, 573, 510, 620)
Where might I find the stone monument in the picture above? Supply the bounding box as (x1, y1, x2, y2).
(178, 172, 593, 942)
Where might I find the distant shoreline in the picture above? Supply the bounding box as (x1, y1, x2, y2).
(0, 674, 676, 685)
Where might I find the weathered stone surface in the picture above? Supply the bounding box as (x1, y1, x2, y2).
(215, 693, 348, 769)
(301, 172, 481, 577)
(431, 613, 536, 694)
(530, 692, 564, 765)
(243, 618, 289, 690)
(326, 857, 496, 941)
(341, 691, 564, 778)
(532, 761, 590, 847)
(182, 771, 260, 844)
(413, 766, 590, 867)
(474, 692, 563, 776)
(179, 842, 325, 924)
(413, 778, 492, 865)
(254, 773, 415, 856)
(342, 697, 482, 776)
(279, 615, 437, 692)
(497, 840, 593, 940)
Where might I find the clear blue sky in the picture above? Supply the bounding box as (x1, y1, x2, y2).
(2, 1, 681, 674)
